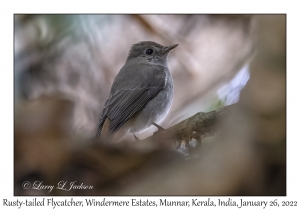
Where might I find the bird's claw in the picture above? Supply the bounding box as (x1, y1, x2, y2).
(152, 122, 165, 131)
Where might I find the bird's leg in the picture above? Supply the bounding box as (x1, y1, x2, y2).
(133, 134, 140, 141)
(152, 122, 165, 132)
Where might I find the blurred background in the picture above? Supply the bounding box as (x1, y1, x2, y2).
(14, 15, 286, 195)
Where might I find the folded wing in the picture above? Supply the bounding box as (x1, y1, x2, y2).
(96, 64, 167, 138)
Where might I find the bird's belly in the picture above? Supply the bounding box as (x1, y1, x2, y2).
(130, 87, 173, 133)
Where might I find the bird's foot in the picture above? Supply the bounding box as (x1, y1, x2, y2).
(152, 123, 165, 132)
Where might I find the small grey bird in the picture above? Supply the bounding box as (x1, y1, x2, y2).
(96, 41, 178, 141)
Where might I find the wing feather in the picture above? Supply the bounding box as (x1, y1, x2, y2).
(96, 64, 166, 138)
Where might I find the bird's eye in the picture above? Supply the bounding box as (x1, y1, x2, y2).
(146, 49, 154, 55)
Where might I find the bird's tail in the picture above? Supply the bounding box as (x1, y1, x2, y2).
(96, 118, 113, 141)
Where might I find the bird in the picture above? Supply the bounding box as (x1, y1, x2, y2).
(96, 41, 178, 142)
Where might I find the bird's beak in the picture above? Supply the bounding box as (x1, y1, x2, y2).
(161, 44, 179, 55)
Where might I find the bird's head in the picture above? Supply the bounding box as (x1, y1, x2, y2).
(126, 41, 178, 67)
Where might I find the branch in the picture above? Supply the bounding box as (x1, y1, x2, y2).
(143, 104, 237, 149)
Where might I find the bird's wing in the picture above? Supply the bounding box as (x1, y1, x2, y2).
(96, 64, 167, 138)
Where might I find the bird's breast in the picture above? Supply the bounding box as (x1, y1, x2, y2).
(130, 73, 173, 133)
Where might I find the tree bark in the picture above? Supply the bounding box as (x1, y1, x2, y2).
(143, 104, 237, 149)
